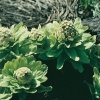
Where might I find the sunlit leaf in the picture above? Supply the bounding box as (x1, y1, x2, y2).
(56, 51, 68, 69)
(70, 60, 84, 73)
(75, 48, 90, 63)
(65, 48, 79, 61)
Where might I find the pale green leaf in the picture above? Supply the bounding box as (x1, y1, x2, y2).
(0, 94, 12, 100)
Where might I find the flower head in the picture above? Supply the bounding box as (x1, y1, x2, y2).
(55, 20, 79, 43)
(13, 67, 33, 85)
(53, 18, 89, 48)
(29, 28, 44, 42)
(0, 27, 14, 46)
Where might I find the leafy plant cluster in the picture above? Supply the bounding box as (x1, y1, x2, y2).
(92, 1, 100, 18)
(0, 17, 100, 100)
(78, 0, 100, 18)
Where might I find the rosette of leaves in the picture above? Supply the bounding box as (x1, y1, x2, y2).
(0, 23, 36, 68)
(26, 25, 53, 54)
(87, 44, 100, 68)
(39, 18, 96, 73)
(0, 56, 52, 100)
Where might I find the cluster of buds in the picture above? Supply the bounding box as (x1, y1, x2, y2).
(29, 28, 44, 42)
(55, 20, 79, 43)
(13, 67, 33, 85)
(0, 27, 14, 46)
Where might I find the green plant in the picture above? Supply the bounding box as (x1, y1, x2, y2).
(0, 23, 30, 68)
(78, 0, 93, 17)
(78, 0, 100, 18)
(39, 18, 96, 72)
(0, 23, 44, 68)
(0, 17, 98, 100)
(87, 44, 100, 68)
(92, 2, 100, 18)
(79, 0, 93, 9)
(85, 66, 100, 100)
(0, 56, 52, 100)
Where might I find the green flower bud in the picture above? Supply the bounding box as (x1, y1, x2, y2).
(14, 67, 33, 85)
(29, 28, 44, 41)
(0, 27, 14, 46)
(55, 20, 79, 43)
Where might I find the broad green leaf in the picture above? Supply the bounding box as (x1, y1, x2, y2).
(75, 48, 90, 63)
(0, 94, 12, 100)
(74, 18, 88, 33)
(41, 38, 51, 50)
(29, 61, 42, 72)
(45, 21, 59, 31)
(0, 46, 7, 51)
(82, 33, 92, 41)
(65, 48, 79, 61)
(37, 85, 52, 93)
(74, 18, 82, 29)
(30, 79, 40, 88)
(45, 23, 55, 34)
(70, 60, 84, 73)
(24, 88, 37, 93)
(39, 52, 54, 60)
(0, 78, 10, 87)
(52, 21, 59, 28)
(11, 22, 23, 33)
(18, 92, 28, 100)
(26, 55, 36, 63)
(46, 48, 63, 57)
(2, 61, 14, 76)
(20, 44, 37, 55)
(56, 51, 68, 69)
(18, 57, 28, 68)
(49, 35, 57, 47)
(0, 53, 8, 62)
(36, 48, 46, 54)
(18, 29, 29, 42)
(14, 27, 28, 41)
(38, 76, 48, 83)
(78, 26, 88, 33)
(90, 59, 98, 68)
(84, 42, 95, 49)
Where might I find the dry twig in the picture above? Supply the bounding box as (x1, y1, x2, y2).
(0, 0, 78, 28)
